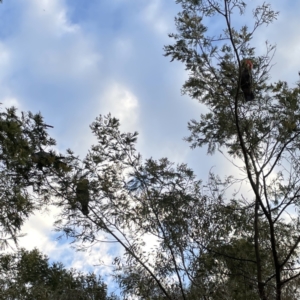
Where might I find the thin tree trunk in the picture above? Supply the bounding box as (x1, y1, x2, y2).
(254, 197, 268, 300)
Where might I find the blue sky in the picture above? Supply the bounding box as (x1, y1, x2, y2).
(0, 0, 300, 295)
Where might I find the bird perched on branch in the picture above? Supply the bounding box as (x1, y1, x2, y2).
(76, 178, 90, 215)
(32, 151, 56, 170)
(241, 59, 255, 101)
(32, 150, 66, 171)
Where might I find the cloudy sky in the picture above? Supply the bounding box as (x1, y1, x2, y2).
(0, 0, 299, 294)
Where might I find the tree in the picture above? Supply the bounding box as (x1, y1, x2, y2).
(164, 0, 300, 299)
(51, 115, 213, 299)
(47, 114, 271, 299)
(0, 248, 118, 299)
(15, 1, 300, 299)
(0, 107, 72, 249)
(0, 109, 116, 298)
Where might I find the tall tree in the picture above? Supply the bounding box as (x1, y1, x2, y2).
(164, 0, 300, 299)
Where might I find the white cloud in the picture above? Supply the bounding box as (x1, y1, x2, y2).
(0, 42, 10, 69)
(114, 37, 133, 61)
(250, 1, 300, 84)
(0, 0, 106, 157)
(26, 0, 77, 35)
(18, 206, 61, 253)
(102, 83, 140, 133)
(0, 96, 20, 108)
(140, 0, 172, 35)
(10, 0, 101, 83)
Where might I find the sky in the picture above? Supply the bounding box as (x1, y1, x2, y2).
(0, 0, 299, 295)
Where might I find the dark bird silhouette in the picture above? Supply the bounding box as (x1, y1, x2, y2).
(32, 151, 55, 170)
(241, 59, 255, 101)
(32, 151, 66, 171)
(76, 178, 89, 215)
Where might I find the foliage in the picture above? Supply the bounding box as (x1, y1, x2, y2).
(1, 1, 300, 300)
(0, 109, 117, 298)
(0, 248, 118, 300)
(47, 1, 300, 299)
(0, 107, 71, 249)
(48, 114, 291, 299)
(163, 0, 300, 299)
